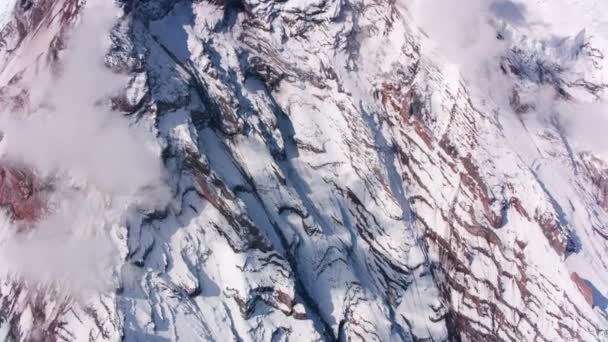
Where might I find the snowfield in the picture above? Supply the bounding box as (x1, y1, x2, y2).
(0, 0, 17, 31)
(0, 0, 607, 341)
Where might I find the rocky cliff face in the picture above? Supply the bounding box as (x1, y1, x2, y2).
(0, 0, 607, 341)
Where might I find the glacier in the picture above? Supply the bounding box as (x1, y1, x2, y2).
(0, 0, 606, 341)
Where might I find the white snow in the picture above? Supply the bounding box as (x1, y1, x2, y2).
(0, 0, 16, 31)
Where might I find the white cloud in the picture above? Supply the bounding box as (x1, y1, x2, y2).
(0, 0, 171, 298)
(409, 0, 508, 81)
(557, 100, 608, 159)
(409, 0, 608, 160)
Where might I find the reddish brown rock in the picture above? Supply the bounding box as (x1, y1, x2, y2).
(0, 163, 45, 222)
(535, 212, 568, 256)
(579, 153, 608, 211)
(571, 272, 593, 307)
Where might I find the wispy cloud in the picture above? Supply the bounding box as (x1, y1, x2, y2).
(409, 0, 608, 160)
(0, 0, 170, 297)
(409, 0, 508, 80)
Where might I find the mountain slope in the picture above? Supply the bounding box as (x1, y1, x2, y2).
(0, 0, 607, 341)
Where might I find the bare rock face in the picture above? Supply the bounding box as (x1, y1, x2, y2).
(0, 163, 44, 222)
(0, 0, 607, 341)
(580, 152, 608, 212)
(571, 272, 594, 307)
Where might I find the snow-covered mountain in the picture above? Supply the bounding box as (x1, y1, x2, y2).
(0, 0, 607, 341)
